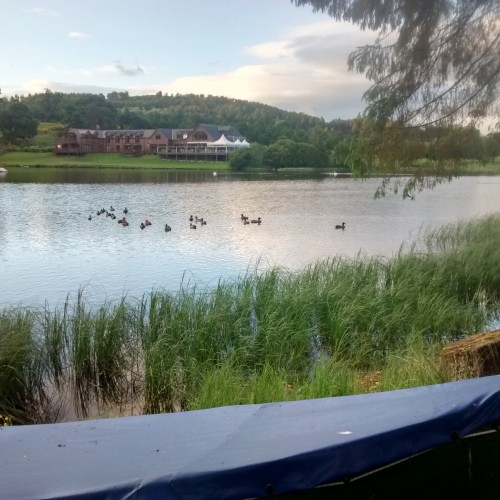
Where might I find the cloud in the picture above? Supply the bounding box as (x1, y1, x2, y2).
(14, 79, 119, 96)
(68, 32, 89, 38)
(115, 64, 144, 76)
(6, 19, 375, 121)
(23, 7, 59, 17)
(156, 61, 369, 120)
(155, 20, 374, 120)
(44, 63, 151, 79)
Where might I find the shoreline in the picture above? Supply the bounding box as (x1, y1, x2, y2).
(1, 152, 499, 175)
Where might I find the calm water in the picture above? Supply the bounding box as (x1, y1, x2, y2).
(1, 168, 499, 308)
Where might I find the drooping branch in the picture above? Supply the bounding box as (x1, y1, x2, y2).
(292, 0, 500, 127)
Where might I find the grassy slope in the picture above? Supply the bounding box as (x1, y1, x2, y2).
(0, 152, 229, 170)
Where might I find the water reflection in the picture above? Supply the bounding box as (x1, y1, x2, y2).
(0, 166, 325, 184)
(0, 169, 499, 308)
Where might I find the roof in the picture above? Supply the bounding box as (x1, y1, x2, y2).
(67, 128, 159, 139)
(1, 376, 500, 499)
(195, 123, 224, 140)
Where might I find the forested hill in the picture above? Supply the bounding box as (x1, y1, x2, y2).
(18, 90, 349, 145)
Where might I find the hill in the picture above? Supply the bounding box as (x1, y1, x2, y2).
(17, 91, 350, 145)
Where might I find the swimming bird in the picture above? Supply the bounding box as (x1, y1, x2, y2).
(241, 214, 249, 222)
(145, 219, 152, 226)
(88, 214, 92, 220)
(190, 223, 197, 229)
(335, 222, 346, 230)
(140, 222, 146, 230)
(123, 207, 128, 214)
(251, 217, 262, 224)
(189, 215, 194, 222)
(201, 220, 207, 226)
(165, 224, 172, 232)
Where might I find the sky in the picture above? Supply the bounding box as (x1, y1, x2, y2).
(1, 0, 377, 122)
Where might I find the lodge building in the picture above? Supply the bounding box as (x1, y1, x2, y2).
(54, 124, 250, 161)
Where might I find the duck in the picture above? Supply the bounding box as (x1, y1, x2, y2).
(201, 220, 207, 226)
(110, 206, 115, 212)
(145, 219, 152, 226)
(241, 214, 249, 222)
(243, 219, 250, 225)
(165, 224, 172, 232)
(189, 215, 194, 222)
(190, 223, 197, 229)
(335, 222, 346, 230)
(140, 222, 146, 230)
(250, 217, 262, 224)
(123, 207, 128, 214)
(122, 220, 129, 227)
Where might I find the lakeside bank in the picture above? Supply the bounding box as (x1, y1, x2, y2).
(0, 152, 229, 170)
(1, 152, 499, 175)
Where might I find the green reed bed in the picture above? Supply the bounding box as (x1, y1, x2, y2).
(0, 308, 47, 423)
(1, 215, 499, 423)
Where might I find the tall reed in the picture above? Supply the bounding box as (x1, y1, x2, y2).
(1, 215, 499, 422)
(0, 308, 47, 423)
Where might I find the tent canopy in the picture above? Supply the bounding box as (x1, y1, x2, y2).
(206, 134, 236, 147)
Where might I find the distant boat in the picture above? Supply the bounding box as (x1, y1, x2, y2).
(330, 171, 352, 177)
(0, 168, 7, 173)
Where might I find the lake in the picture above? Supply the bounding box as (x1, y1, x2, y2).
(1, 167, 499, 308)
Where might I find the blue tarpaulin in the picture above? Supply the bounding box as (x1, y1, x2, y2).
(1, 376, 500, 499)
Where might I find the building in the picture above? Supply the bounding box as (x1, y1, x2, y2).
(54, 124, 249, 161)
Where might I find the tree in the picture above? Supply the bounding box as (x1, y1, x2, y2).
(484, 132, 500, 160)
(264, 139, 298, 170)
(229, 144, 265, 171)
(263, 139, 322, 169)
(0, 101, 38, 144)
(293, 0, 500, 128)
(293, 0, 500, 197)
(429, 126, 485, 161)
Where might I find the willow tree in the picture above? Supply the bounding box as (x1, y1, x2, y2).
(293, 0, 500, 197)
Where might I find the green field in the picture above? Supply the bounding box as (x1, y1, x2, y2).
(0, 151, 230, 170)
(1, 151, 499, 175)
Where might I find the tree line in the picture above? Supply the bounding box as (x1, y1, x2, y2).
(0, 89, 498, 176)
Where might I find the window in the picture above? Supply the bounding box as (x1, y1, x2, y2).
(193, 131, 208, 141)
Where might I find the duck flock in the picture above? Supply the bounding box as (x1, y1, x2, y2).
(88, 207, 265, 232)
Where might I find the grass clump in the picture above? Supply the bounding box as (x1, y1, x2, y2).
(1, 215, 500, 423)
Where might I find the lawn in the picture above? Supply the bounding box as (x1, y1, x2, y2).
(0, 151, 230, 170)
